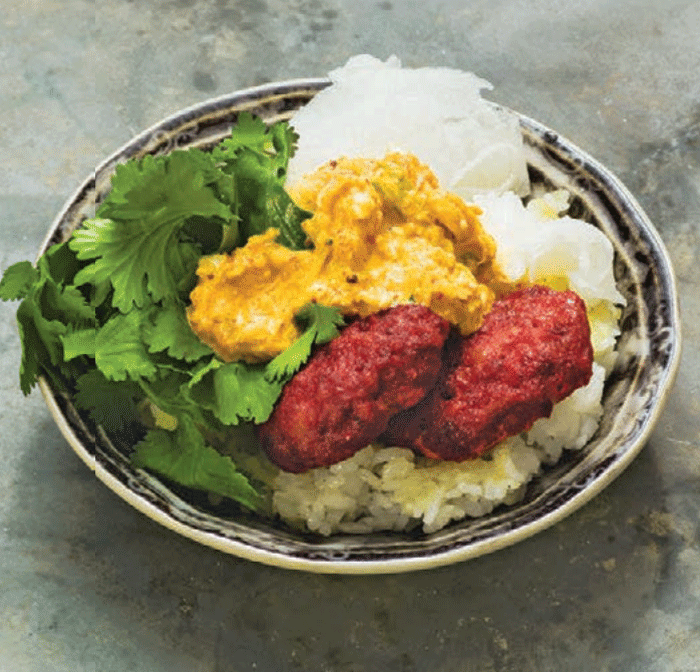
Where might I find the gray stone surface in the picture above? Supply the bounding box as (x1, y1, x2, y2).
(1, 1, 699, 670)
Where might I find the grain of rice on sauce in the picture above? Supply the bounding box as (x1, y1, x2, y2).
(244, 56, 624, 536)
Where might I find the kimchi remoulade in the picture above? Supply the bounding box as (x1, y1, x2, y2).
(186, 152, 513, 363)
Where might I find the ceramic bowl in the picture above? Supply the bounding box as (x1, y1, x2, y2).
(38, 79, 681, 573)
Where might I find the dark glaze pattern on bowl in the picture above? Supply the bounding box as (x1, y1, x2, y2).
(38, 80, 681, 573)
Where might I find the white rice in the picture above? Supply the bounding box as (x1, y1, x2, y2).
(272, 440, 543, 535)
(260, 56, 625, 536)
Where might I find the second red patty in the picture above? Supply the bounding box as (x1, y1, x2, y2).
(382, 285, 594, 460)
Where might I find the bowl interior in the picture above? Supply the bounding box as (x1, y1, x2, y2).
(39, 80, 681, 573)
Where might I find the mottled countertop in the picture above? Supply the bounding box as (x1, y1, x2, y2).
(1, 1, 699, 670)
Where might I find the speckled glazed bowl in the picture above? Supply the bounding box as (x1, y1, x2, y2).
(39, 80, 681, 573)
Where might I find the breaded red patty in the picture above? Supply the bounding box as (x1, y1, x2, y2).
(257, 304, 450, 473)
(382, 285, 594, 460)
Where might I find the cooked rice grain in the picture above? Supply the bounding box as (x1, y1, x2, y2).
(270, 439, 543, 535)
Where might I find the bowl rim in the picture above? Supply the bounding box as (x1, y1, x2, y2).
(37, 78, 682, 574)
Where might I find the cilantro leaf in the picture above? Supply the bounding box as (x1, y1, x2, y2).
(131, 415, 262, 511)
(138, 367, 218, 431)
(74, 369, 142, 433)
(268, 120, 301, 178)
(70, 216, 201, 313)
(141, 302, 213, 362)
(70, 150, 237, 312)
(61, 327, 96, 360)
(38, 276, 95, 326)
(42, 240, 86, 286)
(6, 246, 96, 394)
(295, 302, 346, 344)
(266, 328, 316, 383)
(0, 261, 38, 300)
(213, 361, 284, 424)
(266, 303, 345, 382)
(93, 310, 157, 382)
(214, 113, 311, 250)
(267, 188, 312, 250)
(15, 298, 68, 394)
(229, 156, 312, 249)
(214, 112, 299, 171)
(186, 359, 284, 426)
(214, 112, 272, 155)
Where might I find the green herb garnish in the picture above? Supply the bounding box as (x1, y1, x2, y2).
(1, 113, 339, 512)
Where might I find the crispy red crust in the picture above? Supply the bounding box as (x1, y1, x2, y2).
(257, 304, 450, 473)
(382, 285, 594, 460)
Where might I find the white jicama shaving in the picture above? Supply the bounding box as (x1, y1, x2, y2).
(474, 191, 626, 306)
(287, 54, 530, 200)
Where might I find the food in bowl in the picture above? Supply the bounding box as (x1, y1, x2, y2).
(0, 55, 626, 538)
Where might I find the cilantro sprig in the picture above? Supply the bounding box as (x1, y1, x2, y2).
(132, 416, 263, 512)
(0, 114, 335, 512)
(266, 303, 345, 382)
(212, 113, 312, 250)
(70, 150, 237, 313)
(0, 242, 95, 394)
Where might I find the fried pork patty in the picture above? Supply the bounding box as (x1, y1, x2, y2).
(383, 285, 594, 460)
(257, 304, 450, 473)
